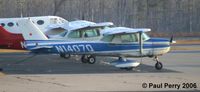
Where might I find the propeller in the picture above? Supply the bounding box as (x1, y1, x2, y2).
(169, 35, 176, 44)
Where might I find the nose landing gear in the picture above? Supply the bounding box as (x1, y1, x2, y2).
(154, 56, 163, 70)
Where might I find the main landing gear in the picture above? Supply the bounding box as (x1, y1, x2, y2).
(0, 68, 3, 71)
(81, 55, 96, 64)
(60, 53, 71, 59)
(154, 56, 163, 70)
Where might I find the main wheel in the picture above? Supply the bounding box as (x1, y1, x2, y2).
(60, 54, 71, 59)
(87, 55, 96, 64)
(155, 62, 163, 70)
(0, 68, 3, 71)
(81, 55, 88, 63)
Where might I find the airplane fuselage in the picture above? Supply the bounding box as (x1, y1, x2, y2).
(25, 38, 170, 57)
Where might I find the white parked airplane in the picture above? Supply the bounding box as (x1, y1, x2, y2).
(0, 16, 68, 35)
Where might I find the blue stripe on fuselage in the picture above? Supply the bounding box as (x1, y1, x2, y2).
(25, 40, 169, 54)
(146, 38, 170, 42)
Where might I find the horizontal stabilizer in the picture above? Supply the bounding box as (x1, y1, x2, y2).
(30, 46, 53, 50)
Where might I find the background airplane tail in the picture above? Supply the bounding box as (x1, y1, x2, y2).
(0, 26, 25, 49)
(0, 26, 13, 38)
(17, 19, 48, 40)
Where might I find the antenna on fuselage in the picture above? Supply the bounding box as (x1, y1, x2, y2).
(17, 0, 25, 18)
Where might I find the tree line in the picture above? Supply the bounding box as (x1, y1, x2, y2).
(0, 0, 199, 36)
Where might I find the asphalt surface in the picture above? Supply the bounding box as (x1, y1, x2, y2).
(0, 50, 200, 91)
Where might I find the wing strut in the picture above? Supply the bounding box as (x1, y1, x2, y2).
(139, 32, 143, 56)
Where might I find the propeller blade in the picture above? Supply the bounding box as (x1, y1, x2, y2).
(169, 35, 176, 44)
(170, 35, 173, 43)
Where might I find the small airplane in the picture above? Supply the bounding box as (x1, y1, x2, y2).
(18, 19, 174, 70)
(0, 16, 68, 34)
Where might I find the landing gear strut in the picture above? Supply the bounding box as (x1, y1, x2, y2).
(81, 55, 96, 64)
(154, 56, 163, 70)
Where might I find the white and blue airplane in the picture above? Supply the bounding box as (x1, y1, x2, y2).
(18, 19, 173, 70)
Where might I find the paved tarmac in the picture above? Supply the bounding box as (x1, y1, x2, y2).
(0, 50, 200, 92)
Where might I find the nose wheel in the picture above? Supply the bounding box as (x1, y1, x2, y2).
(154, 56, 163, 70)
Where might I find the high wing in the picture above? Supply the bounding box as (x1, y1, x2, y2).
(68, 20, 113, 31)
(29, 45, 53, 50)
(103, 27, 151, 35)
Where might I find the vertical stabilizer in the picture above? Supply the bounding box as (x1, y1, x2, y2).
(17, 19, 48, 40)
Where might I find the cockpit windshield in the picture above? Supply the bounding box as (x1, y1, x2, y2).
(142, 32, 150, 41)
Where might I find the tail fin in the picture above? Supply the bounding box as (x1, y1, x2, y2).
(0, 26, 23, 40)
(17, 19, 48, 40)
(0, 26, 25, 49)
(0, 26, 13, 38)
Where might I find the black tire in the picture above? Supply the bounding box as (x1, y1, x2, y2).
(81, 55, 88, 63)
(118, 57, 123, 61)
(87, 55, 96, 64)
(155, 62, 163, 70)
(0, 68, 3, 71)
(60, 54, 71, 59)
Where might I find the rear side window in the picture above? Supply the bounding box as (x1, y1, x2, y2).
(1, 23, 5, 27)
(101, 35, 113, 42)
(37, 20, 44, 25)
(8, 22, 14, 27)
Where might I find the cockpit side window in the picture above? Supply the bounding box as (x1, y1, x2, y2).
(102, 33, 138, 43)
(101, 35, 114, 42)
(112, 35, 121, 43)
(131, 34, 138, 42)
(121, 34, 132, 42)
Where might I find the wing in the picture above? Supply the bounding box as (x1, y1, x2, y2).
(70, 21, 113, 31)
(103, 27, 151, 35)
